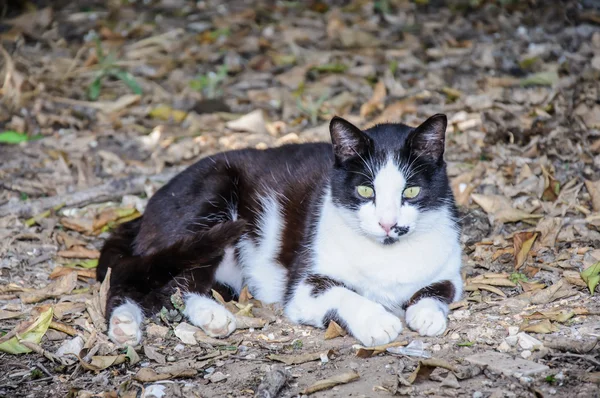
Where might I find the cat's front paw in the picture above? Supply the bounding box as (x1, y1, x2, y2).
(108, 302, 143, 346)
(351, 305, 403, 347)
(184, 294, 236, 338)
(405, 298, 448, 336)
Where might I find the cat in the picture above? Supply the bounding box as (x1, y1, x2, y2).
(96, 114, 463, 347)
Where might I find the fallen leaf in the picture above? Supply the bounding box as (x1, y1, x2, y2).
(302, 371, 359, 395)
(355, 341, 408, 358)
(581, 262, 600, 295)
(471, 194, 542, 223)
(57, 246, 100, 259)
(92, 207, 138, 231)
(513, 232, 538, 270)
(60, 217, 94, 234)
(0, 306, 53, 354)
(126, 346, 140, 365)
(524, 309, 575, 323)
(585, 180, 600, 212)
(56, 231, 87, 249)
(268, 350, 333, 365)
(134, 367, 197, 382)
(80, 354, 127, 371)
(235, 314, 266, 329)
(520, 319, 559, 334)
(174, 322, 201, 345)
(144, 345, 166, 364)
(238, 286, 252, 305)
(49, 266, 96, 281)
(536, 217, 563, 247)
(562, 270, 587, 287)
(225, 110, 268, 135)
(520, 71, 559, 87)
(19, 273, 78, 304)
(464, 283, 506, 297)
(324, 320, 347, 339)
(360, 80, 386, 118)
(148, 104, 188, 123)
(530, 280, 575, 304)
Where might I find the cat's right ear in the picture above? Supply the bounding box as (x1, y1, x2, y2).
(329, 117, 371, 163)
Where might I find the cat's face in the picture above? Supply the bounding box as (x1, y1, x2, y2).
(329, 115, 455, 245)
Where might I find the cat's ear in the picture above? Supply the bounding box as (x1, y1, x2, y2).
(329, 116, 371, 163)
(408, 114, 447, 160)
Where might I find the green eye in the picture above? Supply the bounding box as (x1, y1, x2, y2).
(356, 185, 374, 199)
(403, 186, 421, 199)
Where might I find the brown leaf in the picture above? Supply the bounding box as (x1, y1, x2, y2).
(536, 217, 563, 248)
(464, 284, 506, 297)
(513, 232, 538, 270)
(19, 273, 78, 304)
(360, 80, 386, 118)
(0, 310, 22, 321)
(234, 314, 266, 329)
(524, 309, 575, 323)
(134, 367, 197, 382)
(267, 350, 333, 365)
(144, 345, 166, 364)
(49, 266, 96, 281)
(238, 286, 253, 305)
(471, 194, 542, 223)
(79, 354, 127, 371)
(302, 371, 359, 395)
(57, 246, 100, 259)
(99, 268, 111, 318)
(56, 231, 87, 249)
(530, 280, 576, 304)
(562, 270, 587, 287)
(60, 217, 94, 234)
(324, 320, 347, 339)
(584, 180, 600, 212)
(519, 319, 559, 334)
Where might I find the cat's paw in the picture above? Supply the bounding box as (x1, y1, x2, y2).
(108, 301, 143, 346)
(351, 304, 403, 347)
(405, 298, 448, 336)
(184, 294, 236, 338)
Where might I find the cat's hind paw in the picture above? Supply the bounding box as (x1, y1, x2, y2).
(108, 301, 143, 346)
(184, 294, 236, 338)
(405, 298, 447, 337)
(351, 304, 403, 347)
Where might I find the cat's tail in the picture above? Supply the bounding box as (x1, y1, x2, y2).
(96, 218, 247, 284)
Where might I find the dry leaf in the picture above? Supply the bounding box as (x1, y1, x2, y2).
(144, 345, 166, 364)
(464, 284, 506, 297)
(56, 231, 87, 249)
(234, 314, 266, 329)
(238, 286, 252, 305)
(584, 180, 600, 212)
(562, 270, 587, 287)
(49, 266, 96, 281)
(268, 350, 333, 365)
(520, 319, 559, 334)
(0, 307, 53, 354)
(60, 217, 94, 234)
(78, 354, 127, 371)
(0, 310, 22, 320)
(302, 371, 359, 394)
(530, 280, 575, 304)
(134, 367, 197, 382)
(513, 232, 538, 270)
(19, 273, 78, 304)
(524, 309, 575, 323)
(355, 341, 408, 358)
(536, 217, 563, 247)
(57, 246, 100, 259)
(471, 194, 542, 223)
(324, 320, 347, 339)
(360, 80, 386, 118)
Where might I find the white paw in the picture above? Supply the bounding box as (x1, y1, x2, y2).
(405, 298, 448, 337)
(108, 301, 143, 346)
(184, 294, 236, 338)
(351, 304, 403, 347)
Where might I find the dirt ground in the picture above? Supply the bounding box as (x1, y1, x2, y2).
(1, 0, 600, 397)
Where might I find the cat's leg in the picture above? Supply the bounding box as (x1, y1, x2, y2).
(404, 277, 462, 336)
(183, 293, 236, 338)
(108, 298, 144, 346)
(285, 275, 403, 347)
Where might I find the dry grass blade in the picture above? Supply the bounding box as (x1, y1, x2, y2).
(134, 367, 197, 382)
(267, 350, 333, 365)
(301, 370, 359, 395)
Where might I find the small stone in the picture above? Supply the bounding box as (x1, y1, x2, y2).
(440, 372, 460, 389)
(517, 333, 543, 350)
(143, 384, 166, 398)
(205, 367, 215, 374)
(508, 326, 519, 336)
(452, 310, 470, 320)
(174, 344, 185, 352)
(505, 336, 518, 347)
(519, 376, 533, 385)
(450, 333, 460, 340)
(497, 341, 511, 353)
(432, 344, 442, 352)
(320, 353, 329, 363)
(208, 371, 228, 383)
(465, 351, 549, 377)
(473, 392, 483, 398)
(174, 322, 201, 345)
(55, 336, 84, 357)
(521, 350, 532, 359)
(166, 355, 176, 362)
(146, 323, 169, 338)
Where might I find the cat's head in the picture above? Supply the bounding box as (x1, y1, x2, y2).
(328, 114, 456, 245)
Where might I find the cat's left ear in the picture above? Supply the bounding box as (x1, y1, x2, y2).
(408, 114, 447, 161)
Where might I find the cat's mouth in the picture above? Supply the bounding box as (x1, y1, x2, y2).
(382, 237, 399, 245)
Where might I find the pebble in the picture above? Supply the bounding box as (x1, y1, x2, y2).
(473, 392, 483, 398)
(508, 326, 519, 336)
(166, 355, 176, 362)
(452, 310, 470, 320)
(505, 336, 518, 347)
(143, 384, 166, 398)
(146, 323, 169, 338)
(174, 344, 185, 352)
(432, 344, 442, 352)
(450, 333, 460, 340)
(521, 350, 532, 359)
(208, 371, 228, 383)
(517, 333, 543, 350)
(465, 351, 549, 377)
(497, 341, 511, 353)
(320, 353, 329, 363)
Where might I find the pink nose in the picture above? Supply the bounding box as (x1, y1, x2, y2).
(379, 221, 397, 234)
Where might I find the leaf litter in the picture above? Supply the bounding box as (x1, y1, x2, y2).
(1, 1, 600, 397)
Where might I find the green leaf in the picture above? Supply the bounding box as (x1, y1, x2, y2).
(88, 75, 104, 101)
(0, 307, 53, 354)
(64, 259, 98, 269)
(520, 71, 559, 87)
(111, 70, 143, 95)
(457, 341, 475, 347)
(0, 131, 29, 144)
(581, 262, 600, 295)
(125, 345, 140, 365)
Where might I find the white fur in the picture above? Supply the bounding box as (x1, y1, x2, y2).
(356, 158, 420, 242)
(405, 297, 448, 336)
(108, 300, 143, 346)
(237, 196, 288, 303)
(215, 247, 243, 294)
(313, 191, 461, 313)
(285, 283, 403, 347)
(183, 293, 236, 337)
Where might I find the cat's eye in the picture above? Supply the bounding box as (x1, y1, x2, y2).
(356, 185, 374, 199)
(403, 186, 421, 199)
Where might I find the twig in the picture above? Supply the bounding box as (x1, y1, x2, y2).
(35, 362, 53, 378)
(549, 353, 600, 367)
(0, 169, 182, 218)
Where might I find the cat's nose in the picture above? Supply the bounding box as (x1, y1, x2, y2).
(379, 220, 397, 234)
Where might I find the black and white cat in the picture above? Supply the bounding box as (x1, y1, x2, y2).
(97, 114, 463, 347)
